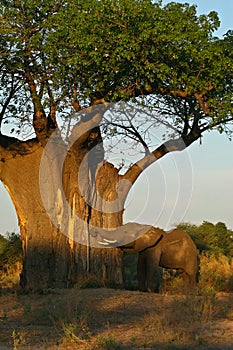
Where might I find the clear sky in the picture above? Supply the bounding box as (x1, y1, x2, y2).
(0, 0, 233, 234)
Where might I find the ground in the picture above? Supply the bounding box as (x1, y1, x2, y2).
(0, 287, 233, 349)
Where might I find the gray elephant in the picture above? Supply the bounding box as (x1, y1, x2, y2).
(136, 228, 198, 292)
(98, 224, 198, 293)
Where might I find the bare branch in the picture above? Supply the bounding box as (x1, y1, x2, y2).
(0, 74, 23, 133)
(122, 126, 202, 188)
(24, 60, 48, 142)
(46, 83, 58, 129)
(201, 116, 233, 133)
(72, 85, 82, 112)
(103, 119, 150, 155)
(194, 93, 210, 115)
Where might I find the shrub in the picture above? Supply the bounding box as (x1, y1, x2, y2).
(198, 252, 233, 292)
(96, 334, 119, 349)
(160, 252, 233, 294)
(0, 232, 22, 287)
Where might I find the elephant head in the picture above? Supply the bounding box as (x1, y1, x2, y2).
(95, 222, 164, 252)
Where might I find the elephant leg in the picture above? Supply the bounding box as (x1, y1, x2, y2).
(147, 265, 161, 293)
(187, 273, 197, 288)
(137, 252, 147, 292)
(180, 271, 196, 289)
(145, 249, 161, 293)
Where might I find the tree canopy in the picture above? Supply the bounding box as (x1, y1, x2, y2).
(0, 0, 233, 149)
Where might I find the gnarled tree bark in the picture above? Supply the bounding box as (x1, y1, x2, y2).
(0, 134, 125, 289)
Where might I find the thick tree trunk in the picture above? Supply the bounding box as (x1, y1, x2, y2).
(0, 98, 195, 290)
(0, 140, 124, 290)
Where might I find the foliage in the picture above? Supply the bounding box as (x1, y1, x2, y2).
(123, 252, 138, 290)
(0, 0, 232, 144)
(96, 334, 119, 349)
(0, 232, 22, 287)
(0, 232, 22, 264)
(160, 252, 233, 294)
(178, 221, 233, 257)
(198, 252, 233, 293)
(12, 330, 26, 350)
(0, 1, 233, 290)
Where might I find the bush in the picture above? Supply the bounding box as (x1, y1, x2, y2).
(0, 232, 22, 287)
(198, 252, 233, 292)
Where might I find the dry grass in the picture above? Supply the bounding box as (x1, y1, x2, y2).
(1, 253, 233, 349)
(198, 253, 233, 293)
(0, 261, 22, 290)
(1, 287, 233, 349)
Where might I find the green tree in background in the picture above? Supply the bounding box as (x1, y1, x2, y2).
(0, 0, 232, 289)
(0, 232, 22, 285)
(214, 222, 233, 256)
(178, 222, 233, 257)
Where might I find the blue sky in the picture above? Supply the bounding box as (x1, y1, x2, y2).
(0, 0, 233, 234)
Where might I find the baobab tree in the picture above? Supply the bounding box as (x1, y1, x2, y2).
(0, 0, 232, 289)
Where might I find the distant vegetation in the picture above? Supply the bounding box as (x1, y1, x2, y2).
(1, 222, 233, 292)
(0, 232, 22, 287)
(176, 221, 233, 293)
(177, 221, 233, 258)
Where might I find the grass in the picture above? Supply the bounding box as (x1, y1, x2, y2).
(1, 248, 233, 349)
(12, 330, 26, 350)
(1, 285, 233, 349)
(96, 334, 119, 349)
(127, 291, 217, 348)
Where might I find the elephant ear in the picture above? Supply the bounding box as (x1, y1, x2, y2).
(122, 227, 164, 253)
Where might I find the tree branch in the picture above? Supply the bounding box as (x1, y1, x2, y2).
(122, 129, 201, 187)
(0, 74, 22, 133)
(46, 83, 58, 130)
(0, 135, 39, 163)
(69, 100, 109, 148)
(72, 85, 81, 112)
(194, 93, 210, 115)
(201, 116, 233, 132)
(24, 60, 48, 143)
(104, 120, 150, 155)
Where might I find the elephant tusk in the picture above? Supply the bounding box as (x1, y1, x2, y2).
(103, 238, 118, 244)
(98, 241, 110, 246)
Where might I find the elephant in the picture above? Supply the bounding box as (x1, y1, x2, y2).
(135, 228, 198, 292)
(97, 224, 198, 293)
